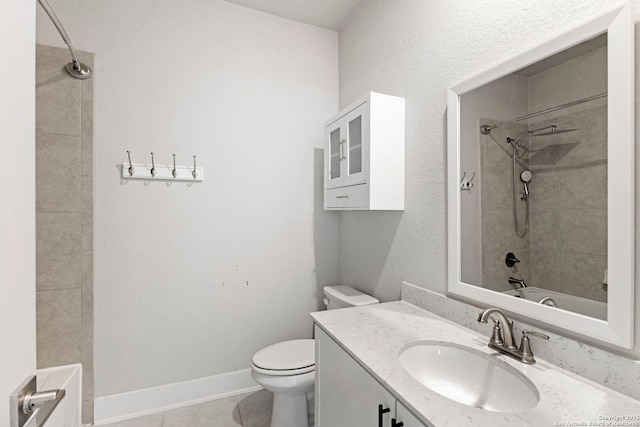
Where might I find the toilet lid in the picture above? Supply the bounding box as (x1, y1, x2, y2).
(252, 339, 315, 371)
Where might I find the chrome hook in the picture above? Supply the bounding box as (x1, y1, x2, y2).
(460, 171, 467, 184)
(172, 154, 177, 178)
(150, 152, 156, 177)
(467, 172, 476, 189)
(126, 151, 134, 176)
(192, 155, 197, 179)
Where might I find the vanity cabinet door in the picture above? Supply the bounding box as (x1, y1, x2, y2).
(315, 326, 395, 427)
(395, 401, 427, 427)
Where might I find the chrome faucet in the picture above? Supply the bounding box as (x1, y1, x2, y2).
(508, 276, 528, 288)
(477, 308, 517, 351)
(477, 308, 549, 364)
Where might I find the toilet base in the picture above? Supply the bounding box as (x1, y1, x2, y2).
(271, 392, 310, 427)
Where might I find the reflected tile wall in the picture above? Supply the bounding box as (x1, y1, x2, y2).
(479, 105, 607, 304)
(35, 44, 94, 424)
(529, 105, 607, 303)
(479, 121, 530, 292)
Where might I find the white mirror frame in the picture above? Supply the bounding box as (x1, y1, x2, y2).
(447, 3, 634, 348)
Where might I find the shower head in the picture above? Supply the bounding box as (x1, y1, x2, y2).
(520, 170, 532, 183)
(528, 125, 578, 136)
(520, 170, 532, 198)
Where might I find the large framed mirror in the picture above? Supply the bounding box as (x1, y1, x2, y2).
(447, 2, 634, 348)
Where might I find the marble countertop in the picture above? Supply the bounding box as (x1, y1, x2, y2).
(311, 301, 640, 427)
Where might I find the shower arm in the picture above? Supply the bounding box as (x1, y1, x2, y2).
(37, 0, 91, 79)
(37, 0, 81, 69)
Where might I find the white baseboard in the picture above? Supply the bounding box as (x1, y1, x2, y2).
(93, 369, 261, 425)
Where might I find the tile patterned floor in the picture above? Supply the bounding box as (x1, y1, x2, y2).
(99, 390, 273, 427)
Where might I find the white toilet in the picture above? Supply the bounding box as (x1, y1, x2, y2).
(250, 285, 379, 427)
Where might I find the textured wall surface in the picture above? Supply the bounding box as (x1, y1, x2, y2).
(338, 0, 640, 359)
(36, 0, 339, 397)
(0, 0, 36, 423)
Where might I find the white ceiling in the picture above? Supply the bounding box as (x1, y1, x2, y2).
(221, 0, 362, 31)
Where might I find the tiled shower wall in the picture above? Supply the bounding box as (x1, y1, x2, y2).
(35, 44, 94, 424)
(479, 105, 607, 302)
(479, 121, 530, 292)
(528, 105, 608, 302)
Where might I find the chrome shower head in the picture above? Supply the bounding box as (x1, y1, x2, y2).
(520, 170, 532, 198)
(520, 170, 532, 183)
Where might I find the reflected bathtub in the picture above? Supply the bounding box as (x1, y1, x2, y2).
(36, 364, 82, 427)
(502, 287, 606, 320)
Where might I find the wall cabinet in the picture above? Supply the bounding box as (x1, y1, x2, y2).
(324, 92, 405, 210)
(315, 326, 426, 427)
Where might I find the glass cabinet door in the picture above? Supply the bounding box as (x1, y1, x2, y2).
(348, 115, 362, 177)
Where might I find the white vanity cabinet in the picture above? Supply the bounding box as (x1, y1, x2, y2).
(315, 326, 426, 427)
(324, 92, 405, 210)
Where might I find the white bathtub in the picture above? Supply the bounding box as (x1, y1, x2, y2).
(36, 364, 82, 427)
(502, 287, 606, 320)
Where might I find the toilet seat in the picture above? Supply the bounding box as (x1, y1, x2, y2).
(252, 339, 315, 376)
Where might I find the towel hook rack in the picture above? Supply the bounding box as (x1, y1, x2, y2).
(126, 151, 134, 176)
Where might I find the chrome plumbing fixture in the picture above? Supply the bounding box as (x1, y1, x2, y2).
(192, 155, 198, 179)
(10, 376, 65, 427)
(126, 151, 134, 176)
(505, 252, 520, 267)
(539, 297, 557, 307)
(172, 154, 177, 178)
(150, 152, 156, 177)
(508, 276, 528, 288)
(477, 308, 549, 364)
(37, 0, 92, 80)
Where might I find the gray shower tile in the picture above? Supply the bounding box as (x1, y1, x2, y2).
(529, 208, 562, 253)
(480, 165, 511, 211)
(82, 399, 94, 425)
(481, 207, 528, 254)
(101, 412, 164, 427)
(561, 252, 608, 303)
(237, 389, 273, 427)
(76, 49, 95, 101)
(81, 175, 93, 251)
(36, 212, 82, 291)
(81, 99, 94, 176)
(561, 163, 607, 209)
(36, 133, 81, 212)
(36, 52, 82, 136)
(161, 396, 242, 427)
(529, 169, 562, 209)
(36, 44, 69, 60)
(560, 208, 607, 256)
(82, 251, 93, 326)
(82, 325, 94, 401)
(529, 246, 562, 293)
(36, 289, 81, 368)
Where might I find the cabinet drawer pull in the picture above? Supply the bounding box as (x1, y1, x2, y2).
(340, 139, 346, 160)
(335, 195, 349, 199)
(392, 419, 404, 427)
(378, 404, 390, 427)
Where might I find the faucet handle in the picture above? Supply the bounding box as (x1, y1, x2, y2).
(518, 330, 550, 364)
(488, 317, 504, 346)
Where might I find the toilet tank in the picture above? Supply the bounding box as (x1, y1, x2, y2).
(323, 285, 379, 310)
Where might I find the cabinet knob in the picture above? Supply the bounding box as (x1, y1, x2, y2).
(392, 419, 404, 427)
(378, 404, 390, 427)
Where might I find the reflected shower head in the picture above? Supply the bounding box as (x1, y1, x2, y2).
(520, 170, 532, 198)
(520, 170, 532, 183)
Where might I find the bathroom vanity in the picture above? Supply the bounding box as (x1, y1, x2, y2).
(312, 302, 640, 427)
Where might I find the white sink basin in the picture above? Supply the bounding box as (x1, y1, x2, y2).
(399, 341, 539, 413)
